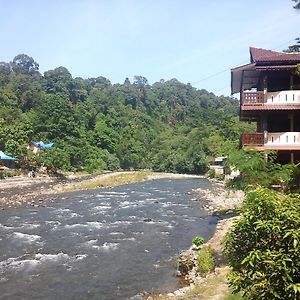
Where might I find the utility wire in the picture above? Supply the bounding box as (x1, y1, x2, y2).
(191, 38, 299, 86)
(191, 68, 229, 84)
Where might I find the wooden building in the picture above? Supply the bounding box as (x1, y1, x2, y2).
(231, 47, 300, 163)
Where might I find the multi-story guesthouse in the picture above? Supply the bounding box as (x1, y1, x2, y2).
(231, 47, 300, 163)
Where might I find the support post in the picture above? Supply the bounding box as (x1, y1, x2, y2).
(290, 74, 294, 90)
(288, 113, 294, 132)
(291, 152, 294, 164)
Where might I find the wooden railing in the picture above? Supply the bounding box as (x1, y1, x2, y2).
(242, 92, 265, 105)
(242, 132, 300, 147)
(242, 133, 264, 146)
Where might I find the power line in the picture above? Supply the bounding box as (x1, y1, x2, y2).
(191, 68, 229, 84)
(191, 38, 299, 86)
(272, 38, 298, 51)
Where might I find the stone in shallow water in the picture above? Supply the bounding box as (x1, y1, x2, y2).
(143, 218, 152, 222)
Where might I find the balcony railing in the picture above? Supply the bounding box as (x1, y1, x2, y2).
(242, 132, 300, 147)
(242, 133, 264, 146)
(242, 92, 265, 105)
(241, 90, 300, 106)
(266, 132, 300, 145)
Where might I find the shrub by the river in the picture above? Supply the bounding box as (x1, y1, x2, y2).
(223, 187, 300, 299)
(192, 236, 204, 248)
(197, 245, 215, 276)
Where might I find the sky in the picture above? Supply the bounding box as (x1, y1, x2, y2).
(0, 0, 299, 96)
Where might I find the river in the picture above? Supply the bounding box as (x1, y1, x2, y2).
(0, 178, 217, 300)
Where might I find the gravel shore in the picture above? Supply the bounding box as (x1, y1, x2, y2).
(192, 180, 244, 212)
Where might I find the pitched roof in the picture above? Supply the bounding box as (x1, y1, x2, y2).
(250, 47, 300, 63)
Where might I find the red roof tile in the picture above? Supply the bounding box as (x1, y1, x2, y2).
(250, 47, 300, 63)
(241, 105, 300, 111)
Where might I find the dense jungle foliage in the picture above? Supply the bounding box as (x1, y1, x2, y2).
(0, 54, 253, 173)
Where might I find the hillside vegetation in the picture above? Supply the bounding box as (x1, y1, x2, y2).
(0, 54, 252, 173)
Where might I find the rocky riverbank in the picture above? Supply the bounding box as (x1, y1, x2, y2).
(191, 180, 244, 212)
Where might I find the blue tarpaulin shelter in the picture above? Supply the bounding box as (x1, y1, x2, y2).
(32, 141, 54, 149)
(0, 151, 17, 160)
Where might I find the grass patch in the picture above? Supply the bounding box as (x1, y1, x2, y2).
(80, 171, 154, 188)
(63, 171, 157, 192)
(197, 245, 215, 276)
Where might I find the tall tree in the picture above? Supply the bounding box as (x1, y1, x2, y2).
(11, 54, 39, 75)
(43, 66, 72, 95)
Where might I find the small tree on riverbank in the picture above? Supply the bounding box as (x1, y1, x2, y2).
(223, 187, 300, 299)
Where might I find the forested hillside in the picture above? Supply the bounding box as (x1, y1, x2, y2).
(0, 54, 252, 174)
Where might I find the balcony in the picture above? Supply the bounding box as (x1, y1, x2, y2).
(241, 90, 300, 106)
(242, 132, 300, 149)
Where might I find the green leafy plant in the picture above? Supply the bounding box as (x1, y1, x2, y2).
(192, 236, 205, 248)
(223, 187, 300, 299)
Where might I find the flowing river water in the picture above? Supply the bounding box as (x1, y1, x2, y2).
(0, 178, 218, 300)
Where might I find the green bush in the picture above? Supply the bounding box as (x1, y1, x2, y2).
(192, 236, 204, 247)
(197, 245, 215, 276)
(223, 187, 300, 299)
